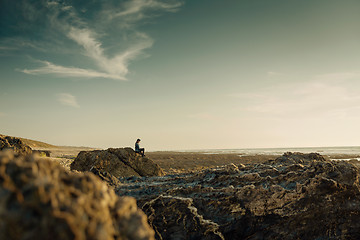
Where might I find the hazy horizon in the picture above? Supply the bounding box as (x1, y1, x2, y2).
(4, 133, 360, 152)
(1, 0, 360, 151)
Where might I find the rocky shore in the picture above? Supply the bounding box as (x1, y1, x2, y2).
(115, 152, 360, 239)
(1, 134, 360, 239)
(0, 150, 155, 240)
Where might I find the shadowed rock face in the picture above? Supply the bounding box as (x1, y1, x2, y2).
(0, 134, 32, 155)
(116, 153, 360, 240)
(0, 150, 155, 240)
(90, 167, 121, 188)
(70, 148, 164, 178)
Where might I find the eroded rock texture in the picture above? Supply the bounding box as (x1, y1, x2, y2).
(0, 134, 32, 155)
(71, 148, 164, 178)
(116, 153, 360, 240)
(0, 150, 155, 240)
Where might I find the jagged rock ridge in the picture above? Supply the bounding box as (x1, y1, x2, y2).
(116, 152, 360, 240)
(70, 148, 165, 178)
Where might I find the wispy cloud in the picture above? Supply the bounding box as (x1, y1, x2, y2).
(56, 93, 80, 108)
(66, 27, 153, 78)
(267, 71, 285, 77)
(107, 0, 183, 21)
(0, 46, 16, 51)
(17, 0, 183, 80)
(0, 46, 16, 56)
(315, 71, 360, 81)
(230, 76, 360, 119)
(21, 61, 126, 80)
(0, 39, 47, 56)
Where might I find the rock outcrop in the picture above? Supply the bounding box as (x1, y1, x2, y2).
(0, 150, 155, 240)
(70, 148, 165, 178)
(0, 134, 32, 155)
(116, 152, 360, 240)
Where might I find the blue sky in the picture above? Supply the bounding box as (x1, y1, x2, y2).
(1, 0, 360, 150)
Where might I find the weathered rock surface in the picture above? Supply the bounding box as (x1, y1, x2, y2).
(71, 148, 164, 178)
(0, 150, 155, 240)
(116, 152, 360, 240)
(0, 134, 32, 155)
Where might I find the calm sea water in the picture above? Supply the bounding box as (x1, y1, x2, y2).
(181, 146, 360, 160)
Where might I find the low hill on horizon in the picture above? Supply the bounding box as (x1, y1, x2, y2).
(0, 134, 57, 149)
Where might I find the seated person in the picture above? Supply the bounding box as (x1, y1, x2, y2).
(135, 138, 145, 156)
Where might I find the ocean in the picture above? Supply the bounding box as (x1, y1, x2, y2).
(181, 146, 360, 161)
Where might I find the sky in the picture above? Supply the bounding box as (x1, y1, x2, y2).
(1, 0, 360, 150)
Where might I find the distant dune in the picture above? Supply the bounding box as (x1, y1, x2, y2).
(0, 134, 98, 170)
(0, 134, 57, 149)
(19, 137, 58, 149)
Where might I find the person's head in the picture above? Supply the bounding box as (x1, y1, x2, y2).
(136, 139, 141, 143)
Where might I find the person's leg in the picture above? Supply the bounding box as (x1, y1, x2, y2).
(140, 148, 145, 156)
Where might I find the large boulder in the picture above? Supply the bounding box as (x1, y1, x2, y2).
(70, 148, 165, 178)
(117, 152, 360, 240)
(0, 134, 32, 155)
(0, 150, 155, 240)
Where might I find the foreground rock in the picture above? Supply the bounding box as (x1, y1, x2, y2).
(71, 148, 165, 178)
(0, 150, 155, 240)
(0, 134, 32, 155)
(116, 152, 360, 240)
